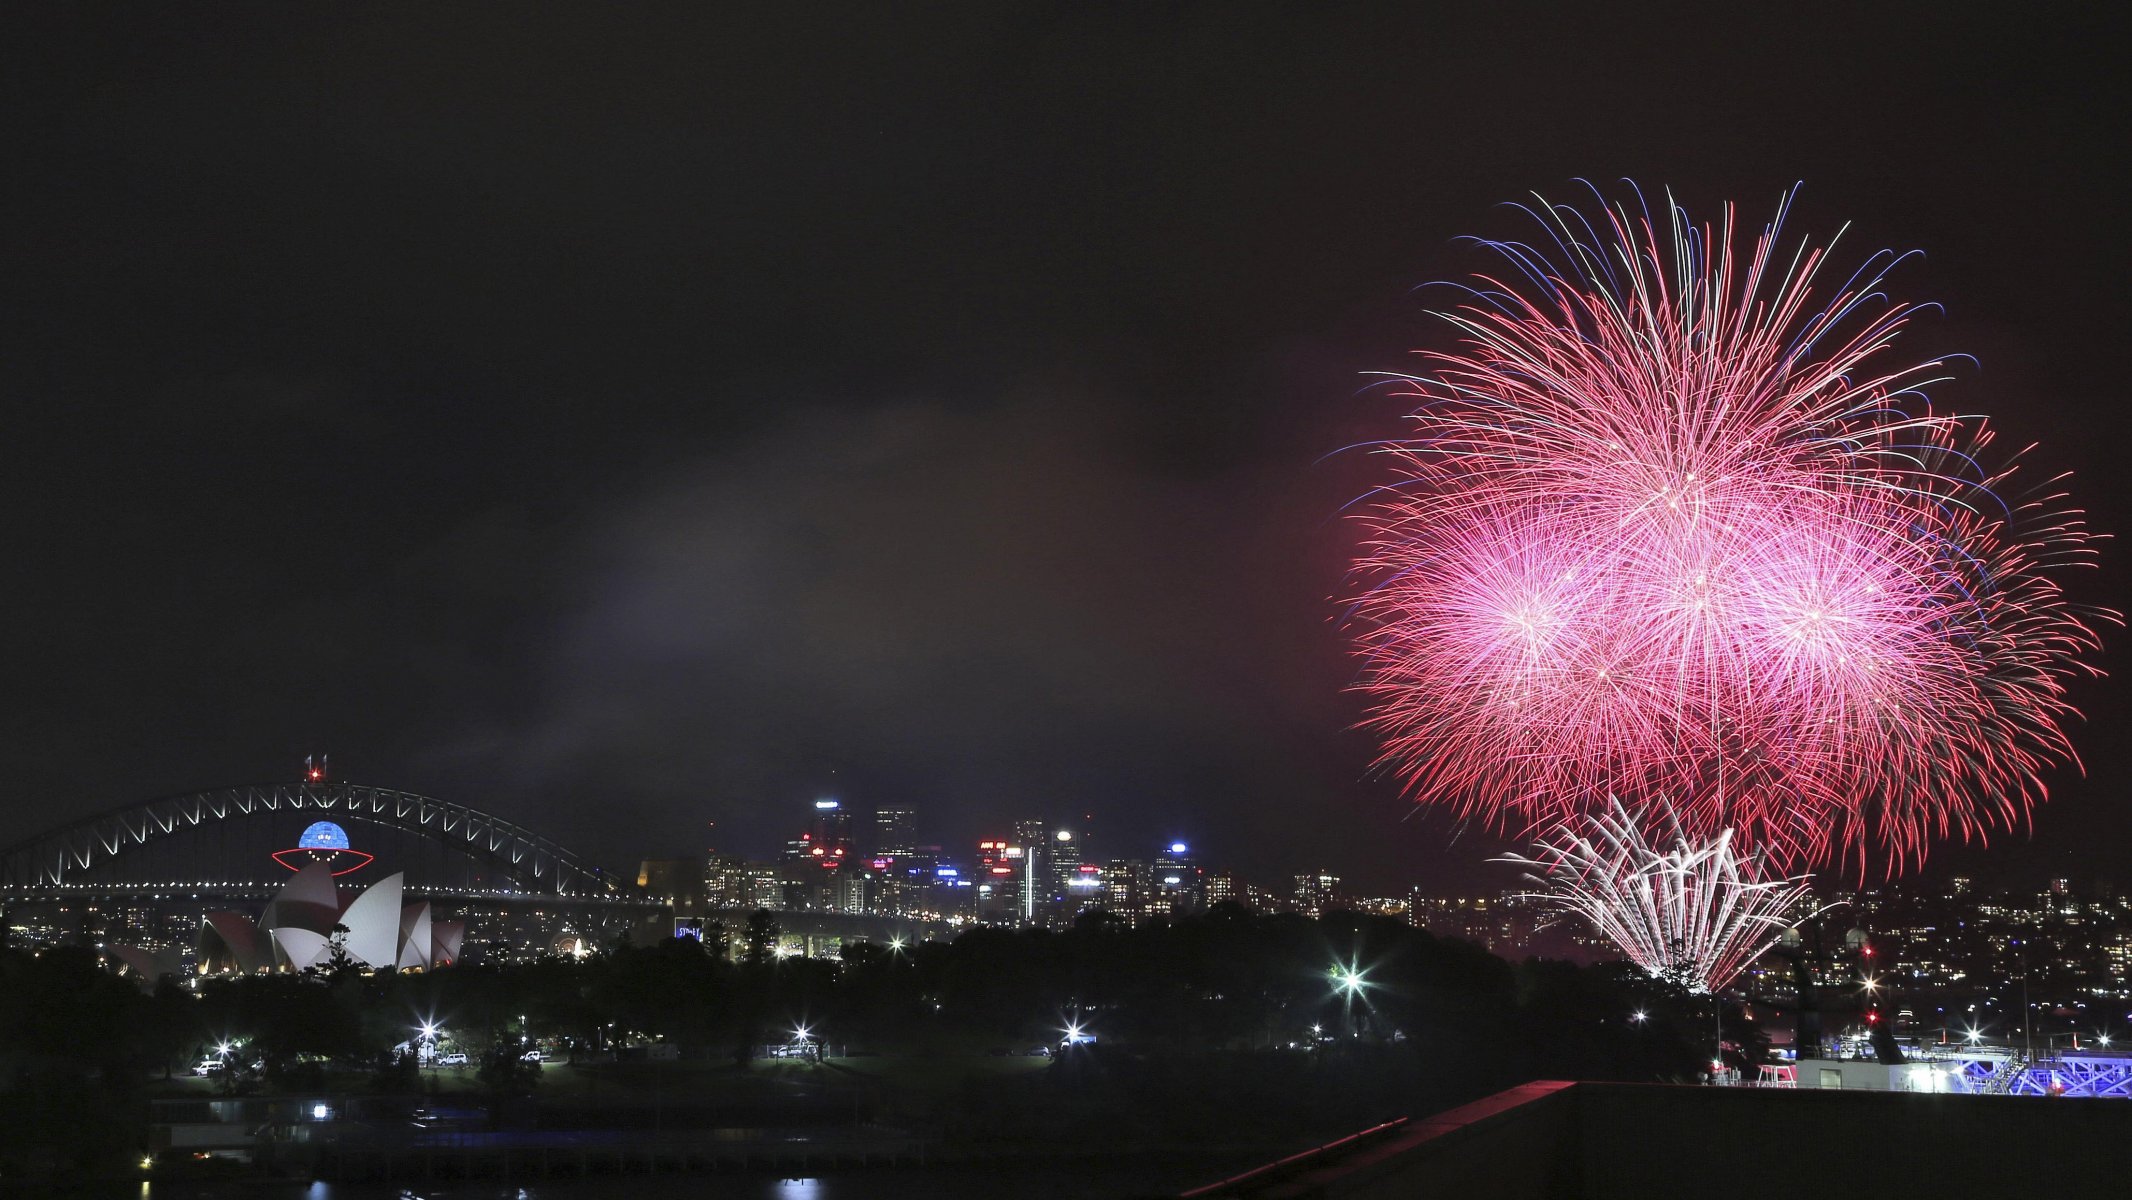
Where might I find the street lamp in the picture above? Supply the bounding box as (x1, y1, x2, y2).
(1329, 961, 1370, 1039)
(1329, 963, 1367, 998)
(1632, 1010, 1648, 1024)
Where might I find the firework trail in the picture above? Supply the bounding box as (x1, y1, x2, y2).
(1347, 184, 2108, 869)
(1498, 801, 1825, 994)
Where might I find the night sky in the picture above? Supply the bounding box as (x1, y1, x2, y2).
(5, 6, 2127, 893)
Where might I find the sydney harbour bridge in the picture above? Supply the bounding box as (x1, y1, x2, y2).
(0, 773, 944, 967)
(0, 776, 665, 966)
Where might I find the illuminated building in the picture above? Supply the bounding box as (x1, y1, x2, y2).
(812, 800, 854, 857)
(831, 865, 874, 914)
(1105, 858, 1151, 918)
(784, 799, 854, 871)
(1063, 862, 1105, 915)
(703, 853, 749, 907)
(1012, 819, 1047, 923)
(1204, 872, 1237, 908)
(192, 858, 463, 974)
(1050, 826, 1091, 902)
(1155, 841, 1202, 914)
(873, 807, 917, 859)
(1295, 871, 1341, 916)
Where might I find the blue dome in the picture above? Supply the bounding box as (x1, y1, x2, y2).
(297, 821, 351, 850)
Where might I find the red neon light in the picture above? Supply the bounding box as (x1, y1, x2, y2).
(270, 848, 375, 876)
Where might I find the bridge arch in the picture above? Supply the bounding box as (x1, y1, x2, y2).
(0, 781, 624, 898)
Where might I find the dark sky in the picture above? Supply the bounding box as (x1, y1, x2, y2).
(4, 4, 2127, 893)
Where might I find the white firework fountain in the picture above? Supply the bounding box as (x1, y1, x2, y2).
(1498, 799, 1825, 996)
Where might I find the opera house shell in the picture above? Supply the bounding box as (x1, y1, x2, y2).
(192, 861, 464, 974)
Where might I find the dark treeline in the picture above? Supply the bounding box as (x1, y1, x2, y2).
(0, 904, 1728, 1176)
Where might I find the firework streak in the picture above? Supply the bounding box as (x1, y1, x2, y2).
(1348, 185, 2107, 870)
(1497, 801, 1823, 993)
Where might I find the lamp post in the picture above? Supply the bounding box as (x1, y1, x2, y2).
(1329, 962, 1368, 1038)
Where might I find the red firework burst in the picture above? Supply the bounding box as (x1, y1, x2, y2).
(1347, 185, 2109, 871)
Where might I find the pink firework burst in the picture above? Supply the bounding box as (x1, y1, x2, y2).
(1347, 185, 2109, 871)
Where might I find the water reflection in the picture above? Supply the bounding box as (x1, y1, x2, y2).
(134, 1153, 1237, 1200)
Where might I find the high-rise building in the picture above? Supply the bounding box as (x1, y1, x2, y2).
(1063, 862, 1106, 914)
(1294, 871, 1341, 916)
(1155, 841, 1202, 914)
(1050, 825, 1090, 900)
(1012, 818, 1048, 924)
(787, 798, 855, 870)
(1205, 872, 1238, 908)
(874, 807, 917, 859)
(812, 799, 854, 855)
(704, 854, 750, 907)
(1105, 858, 1152, 919)
(977, 838, 1017, 895)
(831, 865, 874, 915)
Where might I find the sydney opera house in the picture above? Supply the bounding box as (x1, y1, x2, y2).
(112, 820, 465, 975)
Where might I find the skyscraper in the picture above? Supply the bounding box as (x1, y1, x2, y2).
(1050, 827, 1085, 901)
(1294, 871, 1341, 916)
(1012, 818, 1047, 924)
(1155, 841, 1201, 914)
(873, 806, 917, 859)
(811, 799, 854, 852)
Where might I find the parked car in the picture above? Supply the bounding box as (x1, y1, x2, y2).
(190, 1058, 223, 1076)
(520, 1049, 548, 1063)
(436, 1051, 468, 1066)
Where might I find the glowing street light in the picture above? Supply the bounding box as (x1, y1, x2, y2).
(888, 936, 906, 953)
(1632, 1010, 1648, 1024)
(1329, 963, 1368, 997)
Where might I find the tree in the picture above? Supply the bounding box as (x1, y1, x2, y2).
(741, 909, 780, 968)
